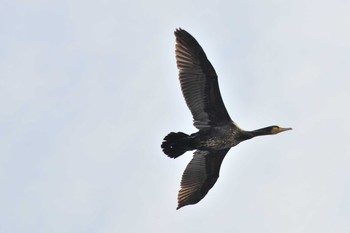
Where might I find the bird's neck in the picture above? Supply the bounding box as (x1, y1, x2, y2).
(240, 127, 272, 140)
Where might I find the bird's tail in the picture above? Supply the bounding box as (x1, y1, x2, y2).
(161, 132, 194, 158)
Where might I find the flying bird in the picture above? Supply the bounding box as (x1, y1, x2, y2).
(161, 28, 292, 210)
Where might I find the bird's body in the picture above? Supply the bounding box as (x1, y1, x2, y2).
(194, 126, 244, 150)
(161, 28, 291, 210)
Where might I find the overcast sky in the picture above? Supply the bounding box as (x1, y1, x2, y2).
(1, 0, 350, 232)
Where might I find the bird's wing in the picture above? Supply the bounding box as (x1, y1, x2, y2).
(174, 28, 234, 129)
(177, 149, 230, 209)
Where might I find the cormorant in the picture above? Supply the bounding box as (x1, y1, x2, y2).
(161, 28, 292, 210)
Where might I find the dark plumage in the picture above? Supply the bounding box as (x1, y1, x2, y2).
(161, 28, 292, 210)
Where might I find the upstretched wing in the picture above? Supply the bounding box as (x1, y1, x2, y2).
(174, 28, 234, 129)
(177, 149, 230, 209)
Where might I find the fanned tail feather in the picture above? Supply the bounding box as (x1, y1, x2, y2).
(161, 132, 194, 158)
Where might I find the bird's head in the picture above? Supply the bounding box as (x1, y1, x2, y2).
(270, 126, 292, 135)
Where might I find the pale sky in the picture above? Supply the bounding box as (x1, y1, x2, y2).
(1, 0, 350, 232)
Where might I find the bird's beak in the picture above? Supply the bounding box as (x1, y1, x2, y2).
(277, 127, 292, 133)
